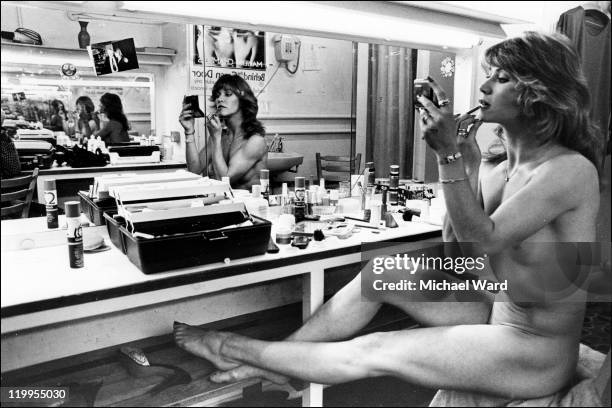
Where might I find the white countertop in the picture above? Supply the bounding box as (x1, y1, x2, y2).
(1, 214, 441, 311)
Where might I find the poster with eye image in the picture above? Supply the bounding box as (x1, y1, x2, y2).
(87, 38, 139, 76)
(190, 25, 266, 94)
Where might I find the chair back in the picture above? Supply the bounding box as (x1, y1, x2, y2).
(316, 153, 361, 183)
(1, 168, 39, 219)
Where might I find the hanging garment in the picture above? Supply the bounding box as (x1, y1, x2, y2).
(557, 6, 611, 158)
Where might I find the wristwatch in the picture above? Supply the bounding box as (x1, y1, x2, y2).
(438, 151, 462, 165)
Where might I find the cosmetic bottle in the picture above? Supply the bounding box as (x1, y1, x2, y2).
(43, 179, 59, 229)
(65, 201, 84, 268)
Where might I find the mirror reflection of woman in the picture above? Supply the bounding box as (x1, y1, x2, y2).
(179, 74, 267, 189)
(93, 93, 130, 144)
(75, 96, 100, 140)
(48, 99, 73, 134)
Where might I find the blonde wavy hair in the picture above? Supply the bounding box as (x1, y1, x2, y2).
(484, 31, 603, 172)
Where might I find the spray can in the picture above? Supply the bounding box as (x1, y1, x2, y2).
(65, 201, 84, 268)
(294, 176, 306, 222)
(43, 179, 59, 229)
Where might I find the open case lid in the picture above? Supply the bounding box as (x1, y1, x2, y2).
(16, 128, 54, 137)
(14, 139, 54, 152)
(113, 178, 245, 233)
(112, 178, 232, 202)
(94, 170, 201, 197)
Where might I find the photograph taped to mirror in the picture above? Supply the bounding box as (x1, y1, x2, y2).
(88, 38, 139, 76)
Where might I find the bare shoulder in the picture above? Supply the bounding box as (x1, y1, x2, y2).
(536, 151, 599, 194)
(244, 134, 268, 157)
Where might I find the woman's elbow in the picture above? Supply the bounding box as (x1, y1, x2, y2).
(468, 235, 507, 256)
(457, 223, 507, 255)
(186, 161, 202, 175)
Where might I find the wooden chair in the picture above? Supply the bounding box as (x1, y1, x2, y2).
(315, 153, 361, 183)
(1, 168, 39, 219)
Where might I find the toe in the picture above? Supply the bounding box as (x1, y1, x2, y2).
(209, 371, 234, 383)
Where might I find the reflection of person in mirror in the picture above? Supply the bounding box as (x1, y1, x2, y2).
(94, 93, 130, 144)
(173, 32, 607, 405)
(1, 110, 21, 179)
(75, 96, 100, 139)
(179, 74, 267, 189)
(48, 99, 74, 135)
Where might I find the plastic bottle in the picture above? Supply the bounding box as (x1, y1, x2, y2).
(362, 162, 375, 221)
(329, 189, 339, 206)
(65, 201, 84, 268)
(162, 135, 173, 161)
(43, 179, 59, 229)
(260, 169, 270, 202)
(87, 136, 95, 152)
(281, 182, 289, 207)
(305, 190, 316, 216)
(248, 184, 269, 220)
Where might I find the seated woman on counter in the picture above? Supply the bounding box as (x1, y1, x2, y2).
(179, 74, 267, 189)
(174, 32, 608, 404)
(94, 92, 130, 144)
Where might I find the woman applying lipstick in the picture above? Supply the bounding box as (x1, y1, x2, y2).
(179, 74, 267, 189)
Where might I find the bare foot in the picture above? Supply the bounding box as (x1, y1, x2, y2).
(209, 364, 289, 385)
(173, 322, 239, 370)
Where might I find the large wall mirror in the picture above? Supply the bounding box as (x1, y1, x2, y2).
(1, 2, 463, 189)
(364, 45, 458, 183)
(1, 2, 357, 188)
(185, 24, 355, 185)
(1, 5, 164, 139)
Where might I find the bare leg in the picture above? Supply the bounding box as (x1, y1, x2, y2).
(214, 322, 568, 398)
(209, 267, 491, 383)
(211, 273, 383, 383)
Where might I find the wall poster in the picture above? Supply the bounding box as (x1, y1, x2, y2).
(190, 25, 267, 94)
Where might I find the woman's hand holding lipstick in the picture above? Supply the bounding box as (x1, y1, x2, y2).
(205, 112, 223, 141)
